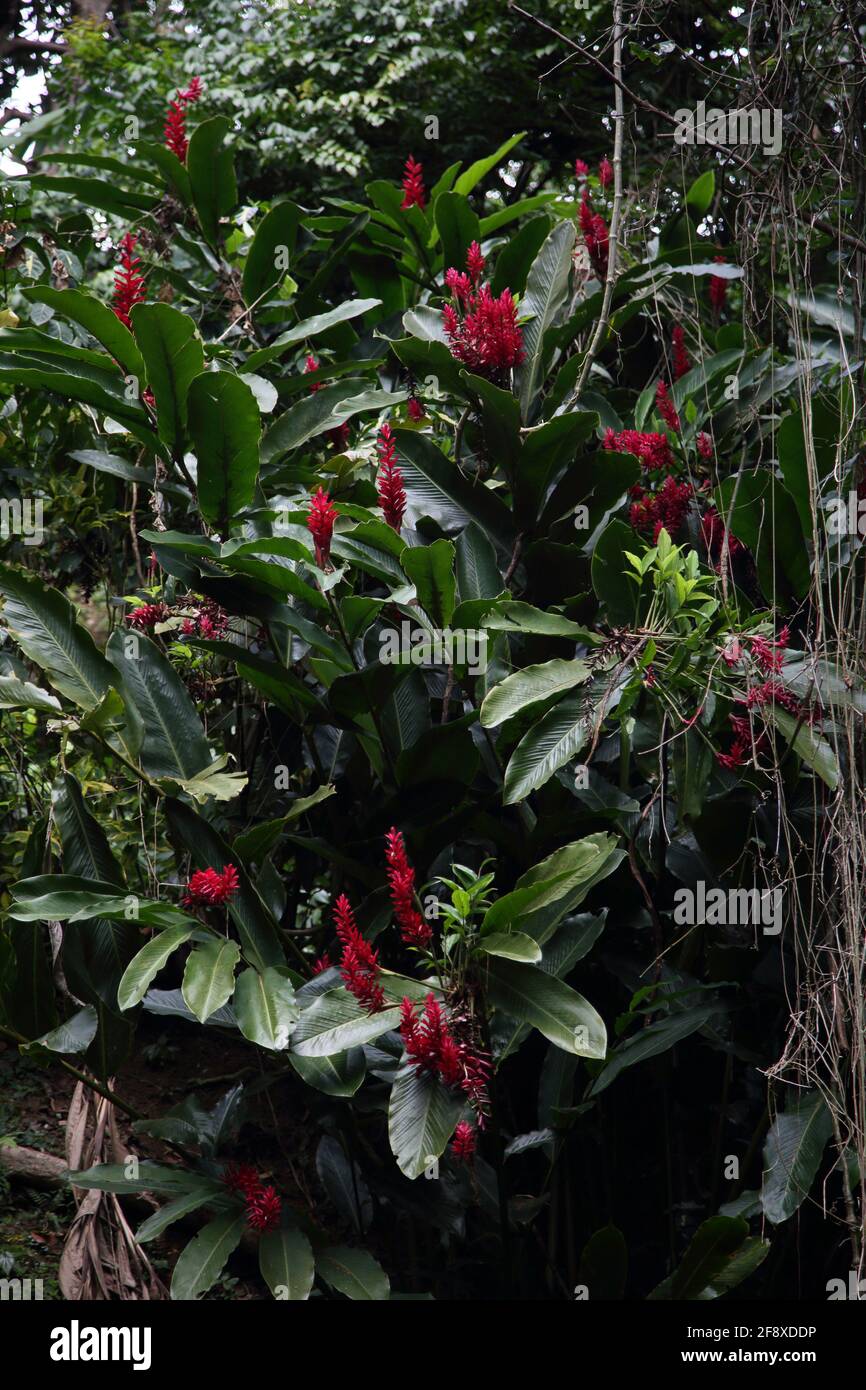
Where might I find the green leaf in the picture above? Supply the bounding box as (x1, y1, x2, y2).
(22, 287, 145, 381)
(24, 1005, 98, 1056)
(484, 957, 607, 1057)
(260, 1226, 316, 1301)
(130, 303, 204, 459)
(69, 1161, 200, 1194)
(768, 707, 840, 790)
(106, 630, 213, 781)
(0, 564, 114, 711)
(484, 600, 597, 640)
(660, 1216, 751, 1300)
(242, 201, 304, 306)
(187, 115, 237, 247)
(516, 220, 576, 420)
(188, 371, 261, 532)
(479, 932, 542, 963)
(261, 380, 398, 464)
(289, 1048, 366, 1097)
(245, 298, 381, 371)
(434, 191, 479, 275)
(170, 1211, 246, 1301)
(589, 1004, 723, 1097)
(761, 1090, 832, 1225)
(503, 694, 593, 804)
(26, 173, 155, 219)
(685, 169, 715, 218)
(316, 1245, 390, 1301)
(117, 925, 196, 1012)
(234, 967, 299, 1050)
(400, 539, 456, 628)
(182, 938, 242, 1023)
(0, 675, 60, 712)
(481, 658, 591, 728)
(292, 988, 401, 1057)
(388, 1063, 464, 1180)
(392, 427, 516, 545)
(136, 1183, 223, 1243)
(454, 132, 526, 197)
(133, 139, 192, 205)
(578, 1225, 628, 1300)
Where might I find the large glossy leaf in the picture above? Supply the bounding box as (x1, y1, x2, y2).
(69, 1161, 200, 1194)
(516, 220, 576, 420)
(24, 1006, 98, 1056)
(484, 957, 607, 1057)
(0, 675, 60, 712)
(292, 988, 401, 1057)
(289, 1047, 366, 1097)
(136, 1183, 224, 1243)
(401, 539, 456, 628)
(388, 1062, 464, 1180)
(259, 1226, 316, 1301)
(767, 707, 840, 790)
(242, 200, 304, 306)
(130, 303, 204, 459)
(481, 658, 591, 728)
(316, 1245, 390, 1301)
(105, 629, 212, 781)
(22, 286, 145, 380)
(182, 938, 242, 1023)
(434, 191, 479, 274)
(453, 132, 526, 197)
(761, 1090, 832, 1225)
(246, 298, 382, 370)
(233, 966, 299, 1050)
(188, 371, 260, 532)
(589, 1003, 723, 1097)
(392, 427, 516, 545)
(117, 925, 196, 1011)
(503, 670, 625, 804)
(261, 379, 380, 463)
(170, 1211, 246, 1301)
(648, 1216, 752, 1300)
(0, 564, 114, 711)
(9, 876, 193, 929)
(187, 115, 237, 246)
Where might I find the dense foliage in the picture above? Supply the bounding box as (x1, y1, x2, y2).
(1, 0, 864, 1304)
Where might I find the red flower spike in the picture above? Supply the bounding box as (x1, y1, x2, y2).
(598, 156, 613, 188)
(334, 894, 385, 1014)
(451, 1121, 477, 1160)
(400, 994, 489, 1109)
(183, 864, 239, 908)
(709, 257, 728, 315)
(223, 1163, 259, 1197)
(574, 158, 589, 180)
(672, 325, 691, 381)
(655, 380, 681, 433)
(245, 1184, 282, 1233)
(111, 232, 147, 328)
(304, 353, 322, 393)
(407, 396, 425, 422)
(603, 428, 673, 472)
(384, 827, 432, 947)
(163, 75, 202, 163)
(307, 486, 337, 569)
(312, 953, 332, 975)
(466, 240, 486, 284)
(126, 602, 167, 630)
(377, 424, 407, 532)
(400, 155, 426, 210)
(579, 191, 609, 277)
(696, 431, 714, 460)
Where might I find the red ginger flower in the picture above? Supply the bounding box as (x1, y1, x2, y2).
(603, 428, 673, 472)
(745, 680, 804, 716)
(407, 395, 425, 422)
(629, 476, 693, 540)
(246, 1184, 282, 1233)
(111, 232, 147, 328)
(598, 155, 613, 188)
(384, 827, 432, 947)
(579, 191, 609, 277)
(655, 380, 681, 433)
(307, 487, 337, 568)
(126, 601, 167, 630)
(312, 952, 332, 975)
(697, 431, 713, 460)
(709, 257, 728, 315)
(400, 995, 490, 1111)
(400, 155, 426, 210)
(672, 325, 691, 381)
(574, 158, 589, 180)
(451, 1121, 476, 1161)
(376, 423, 407, 532)
(183, 864, 239, 908)
(334, 894, 385, 1014)
(466, 240, 485, 284)
(304, 353, 322, 392)
(223, 1163, 259, 1197)
(163, 75, 203, 163)
(701, 506, 745, 571)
